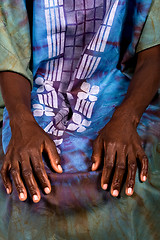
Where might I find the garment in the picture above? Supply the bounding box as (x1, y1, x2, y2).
(0, 0, 33, 120)
(0, 0, 160, 120)
(1, 0, 160, 240)
(136, 0, 160, 52)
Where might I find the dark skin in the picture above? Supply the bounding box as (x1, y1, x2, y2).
(0, 45, 160, 203)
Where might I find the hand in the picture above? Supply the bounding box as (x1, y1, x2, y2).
(1, 113, 62, 203)
(91, 110, 148, 197)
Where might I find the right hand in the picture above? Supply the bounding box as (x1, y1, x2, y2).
(1, 113, 62, 203)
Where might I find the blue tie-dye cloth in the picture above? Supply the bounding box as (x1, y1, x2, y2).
(1, 0, 160, 239)
(2, 0, 154, 169)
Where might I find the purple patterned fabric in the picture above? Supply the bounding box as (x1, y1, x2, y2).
(1, 1, 160, 239)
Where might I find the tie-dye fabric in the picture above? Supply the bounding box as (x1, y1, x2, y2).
(0, 0, 33, 121)
(2, 0, 154, 165)
(1, 0, 160, 239)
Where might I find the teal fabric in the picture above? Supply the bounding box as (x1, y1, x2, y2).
(0, 0, 33, 121)
(0, 1, 160, 239)
(137, 0, 160, 52)
(0, 100, 160, 239)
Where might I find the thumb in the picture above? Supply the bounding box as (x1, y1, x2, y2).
(44, 138, 63, 173)
(91, 136, 103, 171)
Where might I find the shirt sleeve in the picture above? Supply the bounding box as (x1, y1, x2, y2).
(0, 0, 33, 121)
(136, 0, 160, 52)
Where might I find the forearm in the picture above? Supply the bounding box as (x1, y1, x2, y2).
(115, 45, 160, 123)
(0, 71, 34, 122)
(0, 73, 62, 203)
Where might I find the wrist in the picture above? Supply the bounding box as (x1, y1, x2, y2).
(112, 104, 140, 127)
(9, 104, 35, 129)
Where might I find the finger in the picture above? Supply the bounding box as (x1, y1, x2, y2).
(125, 151, 137, 196)
(1, 156, 12, 194)
(44, 138, 63, 173)
(101, 142, 116, 190)
(91, 136, 103, 171)
(30, 151, 51, 194)
(20, 154, 41, 203)
(10, 155, 27, 201)
(137, 148, 148, 182)
(111, 148, 126, 197)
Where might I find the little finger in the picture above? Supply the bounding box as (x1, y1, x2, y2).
(1, 157, 12, 194)
(137, 147, 148, 182)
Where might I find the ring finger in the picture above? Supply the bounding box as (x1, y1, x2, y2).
(10, 155, 27, 201)
(111, 148, 126, 197)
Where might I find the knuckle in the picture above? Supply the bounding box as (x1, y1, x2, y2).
(34, 166, 44, 174)
(22, 169, 32, 178)
(142, 155, 148, 163)
(113, 178, 121, 184)
(28, 185, 37, 194)
(117, 142, 126, 149)
(128, 179, 135, 185)
(0, 166, 6, 177)
(116, 163, 126, 170)
(112, 181, 121, 189)
(16, 186, 24, 193)
(19, 149, 26, 158)
(142, 167, 148, 173)
(107, 142, 116, 150)
(104, 162, 114, 170)
(128, 162, 137, 170)
(10, 168, 18, 176)
(29, 148, 39, 156)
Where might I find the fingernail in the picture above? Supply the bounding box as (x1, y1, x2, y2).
(113, 190, 119, 197)
(58, 165, 63, 172)
(127, 188, 133, 195)
(19, 192, 25, 200)
(142, 176, 147, 182)
(92, 163, 95, 171)
(33, 195, 39, 202)
(102, 184, 108, 190)
(44, 187, 50, 194)
(6, 188, 10, 194)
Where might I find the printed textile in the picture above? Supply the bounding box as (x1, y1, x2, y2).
(1, 0, 160, 239)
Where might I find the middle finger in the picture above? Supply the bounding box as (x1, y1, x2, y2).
(20, 153, 41, 203)
(111, 149, 126, 197)
(30, 151, 51, 194)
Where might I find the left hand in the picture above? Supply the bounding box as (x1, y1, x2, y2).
(91, 110, 148, 197)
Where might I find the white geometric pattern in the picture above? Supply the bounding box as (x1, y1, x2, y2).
(53, 139, 63, 154)
(75, 82, 99, 118)
(74, 0, 119, 80)
(78, 82, 99, 102)
(44, 121, 64, 136)
(35, 77, 55, 93)
(67, 113, 91, 132)
(33, 104, 55, 117)
(38, 89, 58, 109)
